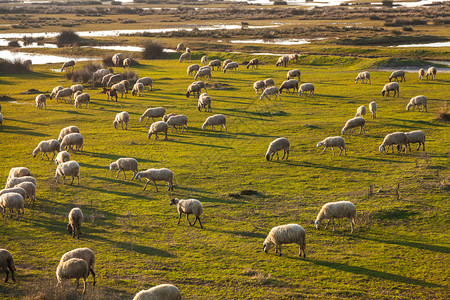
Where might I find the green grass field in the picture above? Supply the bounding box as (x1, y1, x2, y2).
(0, 54, 449, 299)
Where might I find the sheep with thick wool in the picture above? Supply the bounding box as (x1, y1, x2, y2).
(315, 201, 356, 234)
(58, 126, 79, 142)
(110, 158, 139, 180)
(264, 78, 275, 88)
(287, 69, 301, 81)
(198, 93, 212, 112)
(381, 82, 400, 97)
(260, 86, 280, 101)
(7, 167, 31, 181)
(288, 53, 299, 62)
(0, 192, 24, 220)
(135, 168, 174, 192)
(132, 82, 145, 97)
(56, 258, 88, 294)
(405, 130, 425, 151)
(133, 284, 182, 300)
(192, 80, 207, 93)
(369, 101, 377, 118)
(113, 111, 130, 130)
(162, 113, 178, 122)
(202, 114, 227, 131)
(14, 182, 36, 205)
(222, 59, 232, 69)
(176, 42, 185, 52)
(70, 84, 83, 94)
(61, 60, 75, 72)
(140, 107, 166, 124)
(170, 198, 203, 228)
(223, 62, 239, 73)
(55, 151, 70, 165)
(92, 68, 110, 82)
(101, 73, 114, 86)
(317, 136, 346, 156)
(0, 187, 26, 201)
(355, 105, 366, 118)
(406, 95, 427, 112)
(111, 82, 127, 99)
(379, 132, 408, 153)
(60, 133, 83, 152)
(276, 56, 289, 67)
(32, 139, 60, 160)
(341, 117, 365, 135)
(6, 176, 36, 189)
(253, 80, 265, 94)
(208, 59, 221, 71)
(148, 121, 168, 140)
(74, 93, 90, 109)
(194, 68, 211, 81)
(137, 77, 153, 91)
(355, 71, 371, 84)
(179, 51, 191, 63)
(279, 79, 298, 94)
(263, 224, 306, 257)
(187, 64, 200, 76)
(186, 83, 201, 98)
(200, 55, 208, 66)
(418, 68, 425, 80)
(123, 58, 131, 68)
(55, 88, 73, 103)
(246, 58, 259, 69)
(425, 67, 436, 80)
(107, 74, 124, 88)
(59, 248, 96, 286)
(389, 70, 405, 82)
(266, 137, 290, 161)
(112, 53, 123, 67)
(298, 83, 314, 97)
(0, 249, 16, 283)
(167, 115, 188, 133)
(67, 207, 83, 239)
(55, 161, 80, 185)
(50, 86, 63, 100)
(35, 94, 46, 109)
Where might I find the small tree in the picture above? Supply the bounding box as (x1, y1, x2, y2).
(56, 30, 81, 47)
(142, 40, 165, 59)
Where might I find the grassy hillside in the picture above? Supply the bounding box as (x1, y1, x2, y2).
(0, 54, 449, 299)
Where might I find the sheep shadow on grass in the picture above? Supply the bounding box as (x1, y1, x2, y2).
(0, 125, 50, 137)
(353, 235, 450, 254)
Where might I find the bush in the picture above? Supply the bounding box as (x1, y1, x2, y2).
(382, 0, 393, 7)
(0, 58, 31, 74)
(142, 40, 165, 59)
(403, 26, 413, 31)
(8, 40, 20, 47)
(56, 30, 81, 47)
(436, 106, 450, 122)
(65, 62, 103, 83)
(102, 55, 115, 67)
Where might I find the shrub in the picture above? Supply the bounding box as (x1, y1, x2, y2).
(403, 26, 413, 31)
(0, 58, 31, 74)
(436, 106, 450, 122)
(8, 40, 20, 47)
(56, 30, 81, 47)
(65, 62, 103, 83)
(382, 0, 393, 7)
(102, 55, 115, 67)
(142, 40, 165, 59)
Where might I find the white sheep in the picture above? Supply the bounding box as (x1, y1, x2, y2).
(192, 81, 207, 93)
(60, 133, 83, 152)
(176, 42, 185, 52)
(298, 83, 314, 97)
(246, 58, 259, 69)
(223, 62, 239, 73)
(198, 93, 212, 112)
(263, 224, 306, 257)
(67, 207, 83, 239)
(315, 201, 356, 234)
(7, 167, 31, 181)
(253, 80, 265, 94)
(35, 94, 46, 109)
(209, 59, 221, 71)
(112, 53, 123, 68)
(24, 59, 32, 70)
(50, 86, 63, 100)
(55, 88, 73, 103)
(14, 181, 36, 205)
(6, 176, 36, 189)
(132, 82, 145, 97)
(54, 151, 70, 165)
(139, 107, 166, 124)
(107, 74, 124, 88)
(179, 52, 191, 63)
(288, 53, 299, 62)
(369, 101, 377, 119)
(389, 70, 405, 82)
(119, 79, 130, 92)
(0, 187, 26, 202)
(200, 55, 208, 66)
(55, 161, 80, 185)
(0, 112, 3, 126)
(135, 168, 174, 192)
(379, 132, 408, 153)
(111, 82, 127, 99)
(70, 84, 83, 94)
(186, 83, 201, 98)
(58, 126, 80, 142)
(59, 248, 96, 286)
(260, 86, 280, 101)
(266, 137, 289, 161)
(425, 67, 436, 80)
(202, 114, 227, 131)
(113, 111, 130, 130)
(136, 77, 153, 91)
(222, 59, 232, 69)
(316, 136, 346, 156)
(167, 115, 188, 133)
(148, 121, 168, 140)
(0, 249, 16, 283)
(187, 64, 200, 76)
(404, 130, 425, 151)
(381, 82, 400, 97)
(101, 73, 114, 86)
(92, 68, 110, 82)
(194, 68, 211, 81)
(133, 284, 182, 300)
(279, 79, 298, 94)
(276, 55, 289, 67)
(110, 158, 139, 180)
(264, 78, 275, 87)
(341, 117, 365, 135)
(406, 95, 427, 112)
(162, 113, 178, 122)
(61, 60, 75, 72)
(0, 192, 24, 220)
(355, 71, 371, 84)
(418, 68, 425, 80)
(355, 105, 366, 118)
(169, 198, 203, 228)
(32, 139, 60, 160)
(123, 58, 131, 69)
(56, 258, 88, 294)
(287, 69, 301, 81)
(74, 93, 90, 109)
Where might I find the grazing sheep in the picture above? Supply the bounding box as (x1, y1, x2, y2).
(404, 130, 425, 151)
(222, 59, 232, 70)
(132, 82, 144, 97)
(103, 87, 118, 101)
(32, 139, 60, 160)
(55, 161, 80, 185)
(379, 132, 408, 153)
(148, 121, 168, 140)
(140, 107, 166, 124)
(0, 192, 24, 220)
(101, 73, 114, 86)
(55, 151, 70, 165)
(112, 53, 123, 68)
(194, 68, 212, 81)
(35, 94, 46, 109)
(50, 86, 63, 100)
(56, 258, 88, 294)
(162, 113, 178, 122)
(381, 82, 400, 97)
(223, 62, 239, 73)
(0, 112, 2, 126)
(260, 86, 280, 101)
(298, 83, 314, 97)
(170, 198, 203, 228)
(179, 52, 191, 63)
(389, 70, 405, 82)
(119, 79, 130, 93)
(55, 88, 73, 103)
(70, 84, 83, 94)
(74, 93, 90, 109)
(355, 71, 371, 84)
(266, 137, 290, 161)
(279, 79, 298, 94)
(6, 176, 36, 189)
(60, 133, 83, 152)
(123, 58, 131, 68)
(317, 136, 346, 156)
(253, 80, 265, 95)
(369, 101, 377, 119)
(202, 114, 227, 131)
(176, 42, 185, 52)
(192, 81, 207, 92)
(136, 77, 153, 91)
(59, 248, 96, 286)
(276, 56, 289, 67)
(315, 201, 356, 234)
(425, 67, 436, 80)
(406, 95, 427, 112)
(24, 59, 32, 70)
(185, 47, 191, 53)
(61, 60, 75, 72)
(200, 55, 208, 66)
(198, 93, 212, 112)
(418, 68, 425, 80)
(263, 78, 275, 88)
(355, 105, 367, 118)
(186, 83, 201, 98)
(187, 64, 200, 76)
(246, 58, 259, 69)
(107, 74, 124, 88)
(208, 59, 221, 71)
(0, 249, 16, 283)
(133, 284, 182, 300)
(58, 126, 80, 142)
(113, 111, 130, 130)
(7, 167, 31, 181)
(287, 69, 301, 81)
(92, 68, 110, 82)
(263, 224, 306, 257)
(135, 168, 174, 192)
(14, 182, 36, 205)
(67, 207, 83, 239)
(167, 115, 188, 132)
(288, 53, 299, 62)
(110, 158, 139, 180)
(341, 117, 365, 135)
(0, 187, 26, 202)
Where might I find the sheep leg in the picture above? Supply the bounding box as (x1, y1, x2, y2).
(90, 268, 96, 286)
(320, 147, 327, 155)
(186, 214, 193, 226)
(331, 147, 335, 155)
(123, 170, 127, 180)
(51, 151, 56, 161)
(331, 219, 336, 232)
(282, 150, 286, 159)
(195, 216, 203, 228)
(131, 171, 137, 180)
(82, 278, 86, 294)
(153, 180, 158, 192)
(177, 212, 182, 225)
(62, 175, 66, 185)
(348, 217, 355, 234)
(164, 131, 168, 140)
(324, 219, 331, 229)
(70, 176, 75, 185)
(278, 245, 282, 256)
(3, 268, 9, 283)
(75, 278, 79, 291)
(116, 170, 121, 178)
(77, 176, 79, 185)
(276, 152, 279, 160)
(142, 180, 150, 191)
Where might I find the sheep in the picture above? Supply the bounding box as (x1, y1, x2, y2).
(67, 207, 83, 239)
(192, 81, 207, 93)
(260, 86, 280, 101)
(73, 91, 82, 99)
(132, 82, 145, 97)
(119, 79, 130, 93)
(198, 93, 212, 112)
(55, 161, 80, 185)
(148, 121, 168, 140)
(56, 258, 88, 294)
(92, 68, 110, 81)
(6, 176, 36, 189)
(298, 83, 314, 97)
(425, 67, 436, 80)
(208, 59, 221, 71)
(60, 133, 83, 152)
(59, 248, 96, 286)
(138, 107, 166, 125)
(369, 101, 377, 119)
(185, 47, 191, 53)
(55, 88, 73, 103)
(315, 201, 356, 234)
(223, 62, 239, 73)
(7, 167, 31, 181)
(355, 71, 371, 84)
(176, 42, 185, 52)
(113, 111, 129, 130)
(0, 249, 16, 283)
(101, 73, 114, 86)
(162, 113, 178, 122)
(167, 115, 188, 133)
(187, 64, 200, 76)
(316, 136, 346, 156)
(406, 95, 427, 112)
(0, 113, 2, 126)
(264, 78, 275, 88)
(404, 130, 425, 151)
(0, 192, 24, 220)
(246, 58, 259, 69)
(200, 55, 208, 66)
(179, 52, 191, 63)
(61, 60, 75, 72)
(263, 224, 306, 257)
(135, 168, 174, 192)
(133, 284, 182, 300)
(35, 94, 46, 109)
(222, 59, 232, 70)
(379, 132, 408, 153)
(104, 87, 118, 101)
(389, 70, 405, 82)
(74, 93, 90, 109)
(276, 55, 289, 67)
(279, 79, 298, 94)
(123, 58, 131, 69)
(186, 83, 201, 98)
(107, 74, 124, 88)
(253, 80, 265, 94)
(169, 198, 203, 228)
(266, 137, 289, 161)
(355, 105, 367, 118)
(110, 158, 138, 180)
(136, 77, 153, 91)
(287, 69, 301, 81)
(55, 151, 70, 165)
(70, 84, 83, 95)
(110, 83, 126, 99)
(50, 86, 63, 100)
(202, 114, 227, 131)
(194, 68, 212, 81)
(32, 139, 60, 160)
(341, 117, 365, 135)
(112, 53, 123, 68)
(381, 82, 400, 97)
(14, 181, 36, 205)
(288, 53, 299, 62)
(24, 59, 32, 70)
(418, 68, 425, 80)
(0, 187, 26, 201)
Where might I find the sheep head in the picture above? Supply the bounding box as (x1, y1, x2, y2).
(169, 198, 179, 206)
(263, 241, 274, 253)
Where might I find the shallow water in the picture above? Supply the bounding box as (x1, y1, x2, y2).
(229, 38, 310, 45)
(83, 45, 176, 53)
(228, 0, 439, 7)
(0, 50, 100, 65)
(392, 41, 450, 48)
(0, 38, 58, 48)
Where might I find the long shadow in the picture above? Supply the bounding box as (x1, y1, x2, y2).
(45, 108, 94, 116)
(0, 125, 49, 136)
(77, 184, 143, 199)
(389, 118, 447, 128)
(6, 118, 41, 125)
(172, 185, 212, 194)
(78, 162, 108, 170)
(80, 151, 159, 164)
(284, 161, 378, 173)
(203, 227, 266, 239)
(356, 156, 409, 164)
(310, 259, 441, 288)
(196, 195, 246, 205)
(354, 235, 450, 254)
(170, 140, 234, 149)
(91, 175, 141, 187)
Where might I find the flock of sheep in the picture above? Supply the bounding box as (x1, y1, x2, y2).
(0, 44, 438, 298)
